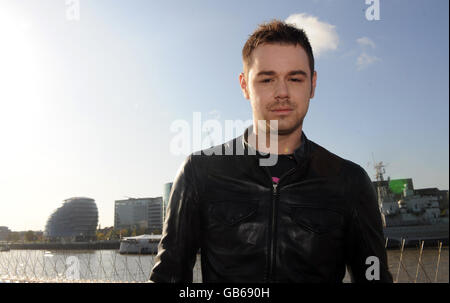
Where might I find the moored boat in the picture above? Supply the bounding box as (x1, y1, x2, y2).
(119, 234, 161, 254)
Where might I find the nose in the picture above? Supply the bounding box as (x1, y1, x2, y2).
(275, 79, 289, 99)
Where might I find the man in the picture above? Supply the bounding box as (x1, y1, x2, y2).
(149, 20, 393, 283)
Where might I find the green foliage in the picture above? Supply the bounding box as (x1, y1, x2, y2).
(96, 232, 105, 241)
(24, 230, 36, 242)
(151, 229, 162, 235)
(7, 232, 20, 242)
(120, 228, 130, 237)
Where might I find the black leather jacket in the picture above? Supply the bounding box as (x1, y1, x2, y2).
(150, 129, 393, 283)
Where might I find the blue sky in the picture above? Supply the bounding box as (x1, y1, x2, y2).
(0, 0, 448, 231)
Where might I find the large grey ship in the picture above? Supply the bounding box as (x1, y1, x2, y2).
(372, 162, 449, 248)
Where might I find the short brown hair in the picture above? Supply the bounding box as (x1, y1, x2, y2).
(242, 20, 315, 79)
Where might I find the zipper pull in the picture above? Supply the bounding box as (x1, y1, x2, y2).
(272, 183, 278, 195)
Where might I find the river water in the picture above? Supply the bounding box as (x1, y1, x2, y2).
(0, 247, 447, 283)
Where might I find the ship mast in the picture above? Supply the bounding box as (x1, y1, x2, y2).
(372, 152, 387, 182)
(373, 161, 386, 208)
(374, 161, 386, 182)
(372, 155, 389, 227)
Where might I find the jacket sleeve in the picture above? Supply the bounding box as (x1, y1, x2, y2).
(345, 165, 393, 283)
(149, 155, 201, 282)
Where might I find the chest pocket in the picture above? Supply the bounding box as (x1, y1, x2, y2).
(210, 200, 259, 227)
(291, 206, 344, 234)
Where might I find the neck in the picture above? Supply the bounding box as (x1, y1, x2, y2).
(249, 125, 302, 155)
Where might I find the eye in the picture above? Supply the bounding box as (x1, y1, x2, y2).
(290, 78, 303, 82)
(260, 78, 273, 83)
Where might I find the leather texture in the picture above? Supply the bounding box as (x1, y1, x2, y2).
(149, 129, 393, 283)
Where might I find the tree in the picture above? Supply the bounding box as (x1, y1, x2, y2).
(7, 232, 20, 243)
(137, 227, 146, 236)
(113, 229, 121, 239)
(151, 229, 162, 235)
(120, 228, 130, 238)
(37, 233, 44, 242)
(96, 232, 105, 241)
(105, 229, 114, 240)
(25, 230, 36, 242)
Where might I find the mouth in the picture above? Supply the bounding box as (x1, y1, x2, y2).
(271, 108, 293, 115)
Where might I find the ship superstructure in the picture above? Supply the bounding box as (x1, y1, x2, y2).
(373, 162, 448, 246)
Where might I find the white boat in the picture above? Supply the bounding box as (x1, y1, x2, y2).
(119, 234, 161, 254)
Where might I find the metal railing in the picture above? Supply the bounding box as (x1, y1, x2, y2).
(0, 242, 447, 283)
(389, 240, 447, 283)
(0, 250, 203, 283)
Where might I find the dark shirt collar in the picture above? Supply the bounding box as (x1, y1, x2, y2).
(241, 126, 310, 163)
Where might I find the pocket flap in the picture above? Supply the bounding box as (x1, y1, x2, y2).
(292, 206, 344, 234)
(210, 200, 258, 226)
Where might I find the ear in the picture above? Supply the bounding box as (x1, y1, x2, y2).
(310, 71, 317, 99)
(239, 72, 250, 100)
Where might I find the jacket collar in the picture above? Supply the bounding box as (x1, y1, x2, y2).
(240, 125, 312, 163)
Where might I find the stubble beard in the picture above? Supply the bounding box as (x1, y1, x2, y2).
(270, 117, 303, 136)
(265, 99, 305, 136)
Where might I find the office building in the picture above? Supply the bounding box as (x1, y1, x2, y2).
(162, 182, 173, 223)
(114, 197, 163, 232)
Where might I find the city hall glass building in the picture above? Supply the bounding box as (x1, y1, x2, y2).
(44, 197, 98, 242)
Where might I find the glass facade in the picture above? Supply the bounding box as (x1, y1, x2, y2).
(114, 199, 149, 230)
(148, 197, 163, 232)
(44, 197, 98, 242)
(114, 197, 163, 232)
(162, 182, 173, 223)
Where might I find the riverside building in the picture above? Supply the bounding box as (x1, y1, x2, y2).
(44, 197, 98, 242)
(162, 182, 173, 223)
(114, 197, 163, 233)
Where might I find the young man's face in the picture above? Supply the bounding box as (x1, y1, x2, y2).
(240, 43, 317, 135)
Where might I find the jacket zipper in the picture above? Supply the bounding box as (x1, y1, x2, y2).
(266, 165, 299, 282)
(268, 182, 278, 282)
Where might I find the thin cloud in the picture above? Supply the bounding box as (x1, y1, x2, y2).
(356, 52, 381, 70)
(285, 13, 339, 57)
(357, 37, 376, 49)
(355, 37, 380, 70)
